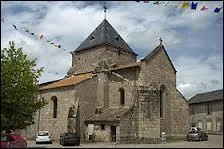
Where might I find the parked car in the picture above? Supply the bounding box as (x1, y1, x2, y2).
(1, 133, 27, 148)
(187, 129, 208, 141)
(36, 131, 52, 144)
(59, 133, 80, 146)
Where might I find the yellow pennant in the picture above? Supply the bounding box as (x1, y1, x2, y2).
(182, 1, 190, 9)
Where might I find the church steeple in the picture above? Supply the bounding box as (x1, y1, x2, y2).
(73, 19, 137, 56)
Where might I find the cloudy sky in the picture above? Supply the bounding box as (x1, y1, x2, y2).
(1, 1, 223, 99)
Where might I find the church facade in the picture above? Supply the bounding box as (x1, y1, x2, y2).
(24, 19, 189, 143)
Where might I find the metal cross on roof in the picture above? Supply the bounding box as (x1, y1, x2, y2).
(159, 38, 163, 45)
(104, 1, 107, 20)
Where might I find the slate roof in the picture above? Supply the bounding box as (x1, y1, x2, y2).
(73, 19, 137, 56)
(188, 89, 223, 104)
(141, 44, 177, 72)
(39, 73, 94, 90)
(85, 107, 131, 122)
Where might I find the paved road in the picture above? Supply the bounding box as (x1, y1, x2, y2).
(27, 135, 223, 148)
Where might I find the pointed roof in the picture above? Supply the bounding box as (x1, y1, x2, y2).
(142, 44, 177, 73)
(73, 19, 137, 56)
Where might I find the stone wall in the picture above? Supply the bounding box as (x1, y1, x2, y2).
(119, 107, 138, 143)
(25, 78, 97, 141)
(169, 89, 189, 136)
(189, 100, 223, 135)
(137, 47, 188, 137)
(137, 87, 161, 144)
(68, 45, 136, 76)
(108, 68, 139, 108)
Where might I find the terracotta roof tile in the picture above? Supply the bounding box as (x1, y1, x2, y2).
(39, 73, 94, 90)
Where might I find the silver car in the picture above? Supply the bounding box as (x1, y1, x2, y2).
(36, 131, 52, 144)
(187, 129, 208, 141)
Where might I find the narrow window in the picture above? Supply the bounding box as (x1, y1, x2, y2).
(206, 121, 212, 131)
(52, 96, 58, 118)
(191, 106, 195, 115)
(101, 124, 105, 130)
(119, 88, 125, 106)
(160, 85, 165, 118)
(207, 103, 211, 115)
(118, 50, 121, 55)
(198, 120, 202, 129)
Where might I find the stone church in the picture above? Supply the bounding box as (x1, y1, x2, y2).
(24, 18, 189, 143)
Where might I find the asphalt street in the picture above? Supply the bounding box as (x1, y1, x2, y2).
(27, 135, 223, 148)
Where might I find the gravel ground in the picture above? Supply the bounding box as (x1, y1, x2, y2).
(27, 135, 223, 148)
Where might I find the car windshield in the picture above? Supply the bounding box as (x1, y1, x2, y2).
(38, 132, 49, 136)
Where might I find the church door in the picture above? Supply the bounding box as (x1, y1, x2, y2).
(111, 126, 116, 142)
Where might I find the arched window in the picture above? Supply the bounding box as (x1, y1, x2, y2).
(160, 85, 165, 118)
(119, 88, 125, 106)
(51, 96, 58, 118)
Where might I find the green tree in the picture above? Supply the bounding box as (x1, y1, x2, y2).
(1, 41, 47, 133)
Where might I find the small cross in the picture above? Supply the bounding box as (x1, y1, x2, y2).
(159, 38, 163, 45)
(104, 2, 107, 20)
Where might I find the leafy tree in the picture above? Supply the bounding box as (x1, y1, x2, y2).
(1, 41, 47, 133)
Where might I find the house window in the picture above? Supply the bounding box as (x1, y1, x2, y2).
(198, 120, 202, 129)
(51, 96, 58, 118)
(119, 88, 125, 106)
(207, 121, 212, 131)
(160, 85, 165, 118)
(101, 124, 105, 130)
(191, 106, 195, 115)
(216, 121, 221, 131)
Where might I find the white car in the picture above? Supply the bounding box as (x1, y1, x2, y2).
(36, 131, 52, 144)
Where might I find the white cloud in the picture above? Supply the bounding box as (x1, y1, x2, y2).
(176, 55, 223, 99)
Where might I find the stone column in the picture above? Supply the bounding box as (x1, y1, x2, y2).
(137, 86, 161, 143)
(96, 71, 109, 109)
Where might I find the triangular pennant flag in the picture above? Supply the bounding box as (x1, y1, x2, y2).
(182, 1, 190, 9)
(191, 2, 198, 10)
(214, 7, 222, 13)
(153, 1, 160, 5)
(200, 6, 208, 11)
(12, 24, 17, 30)
(24, 28, 30, 33)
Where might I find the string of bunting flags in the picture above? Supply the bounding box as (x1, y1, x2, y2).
(135, 1, 222, 13)
(1, 19, 72, 55)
